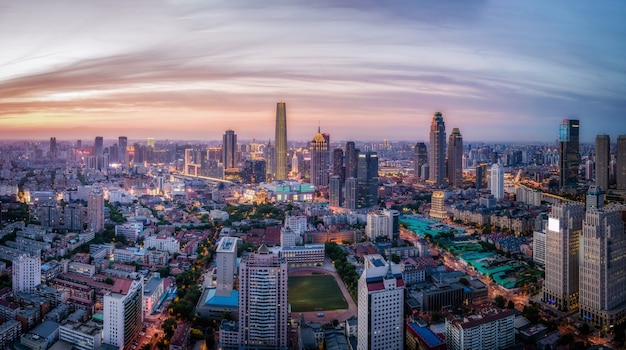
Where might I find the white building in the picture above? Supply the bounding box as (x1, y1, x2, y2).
(279, 244, 325, 266)
(215, 237, 238, 294)
(59, 319, 103, 350)
(88, 189, 104, 233)
(144, 235, 180, 254)
(365, 211, 392, 240)
(114, 222, 143, 243)
(238, 245, 288, 349)
(490, 164, 504, 199)
(532, 230, 546, 266)
(280, 227, 299, 248)
(285, 215, 307, 235)
(358, 254, 404, 350)
(579, 208, 626, 327)
(68, 262, 96, 277)
(444, 309, 515, 350)
(143, 273, 165, 316)
(543, 203, 584, 311)
(12, 255, 41, 294)
(103, 277, 144, 350)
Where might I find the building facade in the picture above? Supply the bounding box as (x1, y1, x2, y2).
(559, 119, 580, 190)
(275, 102, 288, 181)
(310, 128, 330, 187)
(12, 254, 41, 294)
(413, 142, 428, 180)
(444, 309, 515, 350)
(447, 128, 463, 188)
(103, 277, 144, 350)
(490, 164, 504, 199)
(428, 112, 446, 187)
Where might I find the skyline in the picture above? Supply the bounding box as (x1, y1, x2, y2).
(1, 1, 625, 142)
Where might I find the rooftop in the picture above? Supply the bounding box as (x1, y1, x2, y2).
(407, 322, 444, 348)
(204, 288, 239, 307)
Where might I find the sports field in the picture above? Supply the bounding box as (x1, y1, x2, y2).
(288, 275, 348, 312)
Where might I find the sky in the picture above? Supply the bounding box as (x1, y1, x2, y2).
(1, 0, 625, 143)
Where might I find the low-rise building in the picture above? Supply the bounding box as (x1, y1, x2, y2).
(444, 309, 515, 350)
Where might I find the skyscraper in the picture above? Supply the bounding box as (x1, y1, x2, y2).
(490, 163, 504, 199)
(428, 112, 446, 187)
(617, 135, 626, 190)
(543, 203, 584, 311)
(358, 255, 404, 350)
(579, 208, 626, 327)
(222, 129, 238, 169)
(238, 245, 288, 349)
(447, 128, 463, 188)
(475, 163, 487, 190)
(264, 141, 276, 179)
(329, 175, 343, 207)
(103, 277, 144, 350)
(94, 136, 104, 156)
(310, 127, 329, 187)
(344, 177, 358, 210)
(357, 151, 379, 209)
(275, 102, 288, 180)
(585, 185, 604, 211)
(413, 142, 427, 180)
(118, 136, 128, 164)
(595, 134, 610, 191)
(559, 119, 580, 191)
(215, 237, 238, 295)
(88, 189, 104, 233)
(332, 148, 344, 181)
(12, 255, 41, 294)
(345, 141, 359, 179)
(49, 137, 58, 159)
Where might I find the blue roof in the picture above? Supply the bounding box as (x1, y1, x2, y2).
(204, 289, 239, 307)
(371, 258, 385, 267)
(408, 323, 444, 347)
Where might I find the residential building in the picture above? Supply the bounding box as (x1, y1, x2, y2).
(444, 309, 515, 350)
(103, 277, 144, 350)
(13, 254, 41, 294)
(490, 163, 504, 199)
(413, 142, 428, 180)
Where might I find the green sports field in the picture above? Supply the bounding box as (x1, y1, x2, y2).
(288, 275, 348, 312)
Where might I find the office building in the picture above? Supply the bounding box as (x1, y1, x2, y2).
(585, 185, 605, 211)
(223, 130, 238, 169)
(118, 136, 128, 163)
(103, 277, 144, 350)
(238, 245, 288, 349)
(216, 237, 238, 295)
(595, 135, 610, 190)
(618, 135, 626, 190)
(329, 175, 343, 207)
(310, 127, 330, 187)
(12, 255, 41, 294)
(94, 136, 104, 156)
(444, 309, 515, 350)
(88, 189, 104, 233)
(275, 102, 288, 180)
(264, 142, 276, 179)
(533, 230, 546, 266)
(490, 163, 504, 199)
(543, 203, 584, 311)
(475, 163, 487, 190)
(428, 112, 446, 187)
(430, 191, 447, 219)
(345, 141, 359, 179)
(579, 208, 626, 327)
(49, 137, 58, 159)
(332, 148, 344, 181)
(358, 254, 404, 350)
(357, 151, 379, 209)
(413, 142, 427, 180)
(344, 177, 358, 210)
(559, 119, 580, 190)
(447, 128, 463, 188)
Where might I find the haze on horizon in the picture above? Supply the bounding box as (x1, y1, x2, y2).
(1, 1, 625, 143)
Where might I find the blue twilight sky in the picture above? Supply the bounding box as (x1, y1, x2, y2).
(0, 0, 625, 143)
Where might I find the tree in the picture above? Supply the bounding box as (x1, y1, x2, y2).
(104, 277, 115, 285)
(390, 253, 401, 264)
(494, 295, 506, 308)
(507, 300, 515, 309)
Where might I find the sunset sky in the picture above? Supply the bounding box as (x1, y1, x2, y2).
(1, 1, 625, 143)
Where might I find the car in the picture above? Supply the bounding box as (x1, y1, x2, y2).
(317, 313, 324, 317)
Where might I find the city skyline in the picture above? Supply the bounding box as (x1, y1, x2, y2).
(1, 1, 625, 142)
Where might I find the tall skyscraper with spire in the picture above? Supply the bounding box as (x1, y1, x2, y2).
(413, 142, 427, 180)
(428, 112, 446, 187)
(222, 129, 237, 169)
(447, 128, 463, 188)
(595, 134, 610, 191)
(559, 119, 580, 191)
(310, 127, 330, 187)
(275, 102, 288, 180)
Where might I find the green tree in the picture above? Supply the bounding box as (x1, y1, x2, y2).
(390, 253, 401, 264)
(494, 295, 506, 308)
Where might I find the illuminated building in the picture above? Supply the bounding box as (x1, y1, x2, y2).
(429, 191, 447, 219)
(579, 208, 626, 327)
(413, 142, 427, 180)
(559, 119, 580, 190)
(357, 151, 378, 209)
(222, 129, 238, 169)
(490, 164, 504, 199)
(428, 112, 446, 187)
(88, 189, 104, 233)
(447, 128, 463, 188)
(332, 148, 344, 181)
(595, 134, 610, 191)
(275, 102, 288, 180)
(543, 203, 583, 311)
(103, 277, 143, 350)
(118, 136, 128, 164)
(310, 127, 329, 187)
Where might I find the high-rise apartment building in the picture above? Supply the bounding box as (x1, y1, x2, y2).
(345, 141, 359, 179)
(618, 135, 626, 190)
(88, 189, 104, 233)
(447, 128, 463, 188)
(238, 245, 288, 349)
(490, 163, 504, 199)
(444, 309, 515, 350)
(329, 175, 342, 207)
(358, 255, 404, 350)
(475, 163, 487, 190)
(264, 142, 276, 179)
(357, 151, 379, 209)
(579, 208, 626, 327)
(94, 136, 104, 156)
(275, 102, 288, 180)
(413, 142, 427, 180)
(310, 127, 329, 187)
(118, 136, 128, 164)
(428, 112, 446, 187)
(543, 203, 584, 311)
(12, 255, 41, 294)
(559, 119, 580, 190)
(222, 130, 238, 169)
(595, 134, 610, 191)
(215, 237, 238, 295)
(103, 277, 144, 350)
